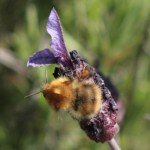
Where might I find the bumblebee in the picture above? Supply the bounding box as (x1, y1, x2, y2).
(42, 77, 102, 120)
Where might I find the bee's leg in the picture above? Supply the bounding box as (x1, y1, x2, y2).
(53, 67, 61, 78)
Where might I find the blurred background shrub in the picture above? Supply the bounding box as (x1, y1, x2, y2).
(0, 0, 150, 150)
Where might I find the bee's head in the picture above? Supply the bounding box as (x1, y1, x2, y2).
(42, 77, 74, 110)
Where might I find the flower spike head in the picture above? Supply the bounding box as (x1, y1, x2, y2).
(27, 7, 119, 143)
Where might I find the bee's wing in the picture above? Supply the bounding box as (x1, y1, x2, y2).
(46, 8, 71, 67)
(27, 48, 57, 67)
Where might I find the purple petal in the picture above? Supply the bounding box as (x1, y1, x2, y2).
(27, 48, 57, 67)
(46, 8, 71, 66)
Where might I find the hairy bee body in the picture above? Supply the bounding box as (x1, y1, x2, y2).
(43, 77, 102, 120)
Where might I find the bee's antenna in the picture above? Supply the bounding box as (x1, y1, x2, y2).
(45, 67, 48, 84)
(24, 90, 42, 99)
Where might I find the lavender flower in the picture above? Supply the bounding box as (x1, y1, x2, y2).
(27, 8, 119, 143)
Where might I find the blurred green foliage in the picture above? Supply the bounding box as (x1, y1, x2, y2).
(0, 0, 150, 150)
